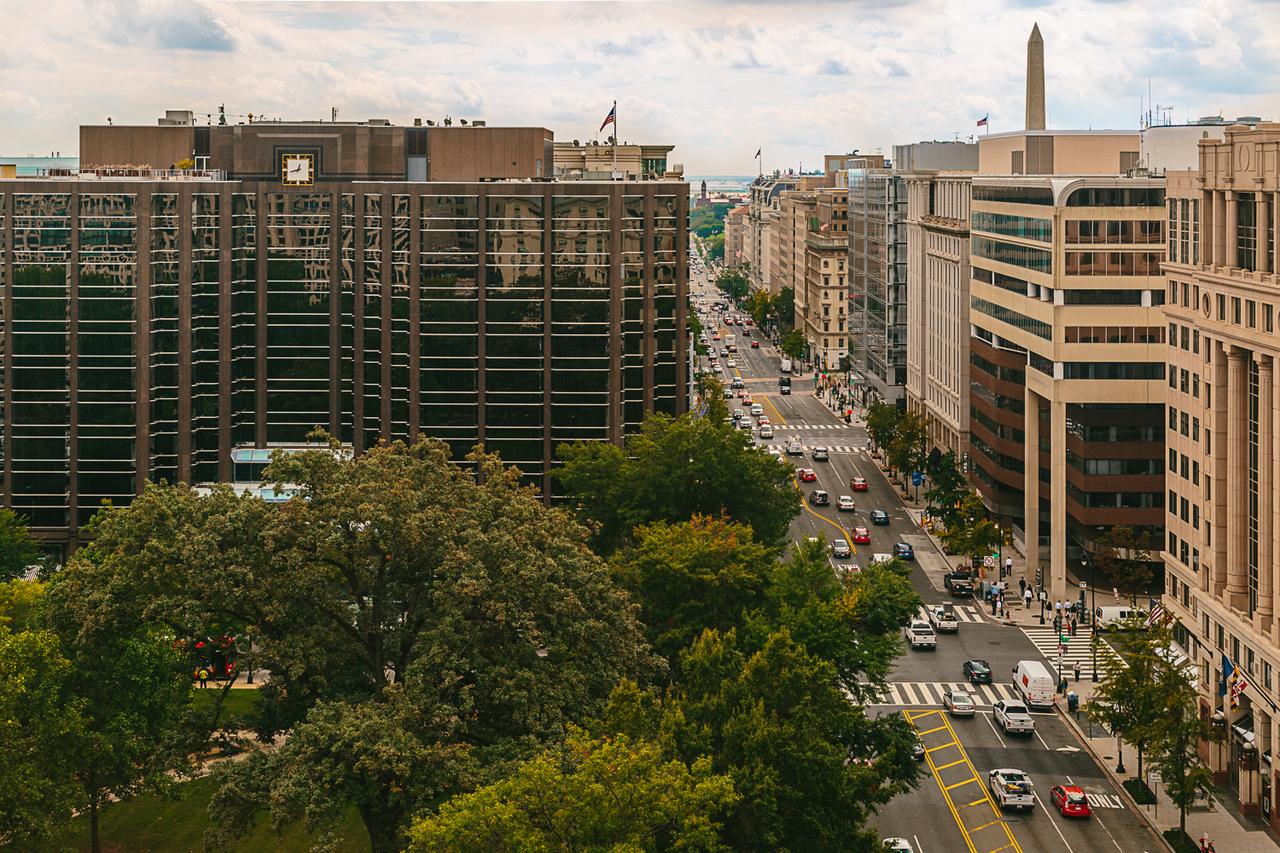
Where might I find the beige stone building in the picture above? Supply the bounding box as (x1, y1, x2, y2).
(804, 187, 850, 370)
(553, 140, 680, 181)
(724, 205, 748, 268)
(1162, 122, 1280, 827)
(903, 173, 974, 457)
(775, 190, 816, 310)
(746, 174, 797, 292)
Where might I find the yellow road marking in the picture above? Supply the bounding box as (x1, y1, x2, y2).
(760, 392, 788, 425)
(926, 741, 959, 753)
(917, 724, 947, 736)
(906, 710, 1024, 853)
(793, 475, 853, 544)
(935, 758, 967, 771)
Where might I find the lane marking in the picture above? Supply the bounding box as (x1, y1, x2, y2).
(760, 392, 788, 425)
(1032, 791, 1076, 853)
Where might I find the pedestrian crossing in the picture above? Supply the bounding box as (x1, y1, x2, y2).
(870, 680, 1022, 708)
(772, 423, 856, 431)
(915, 604, 986, 624)
(762, 443, 863, 453)
(1019, 626, 1122, 680)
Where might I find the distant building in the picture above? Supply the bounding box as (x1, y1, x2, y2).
(848, 159, 907, 406)
(724, 205, 748, 268)
(805, 187, 849, 370)
(746, 174, 797, 293)
(0, 164, 15, 179)
(553, 140, 681, 181)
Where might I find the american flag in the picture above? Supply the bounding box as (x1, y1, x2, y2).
(599, 104, 616, 132)
(976, 115, 988, 127)
(1145, 603, 1165, 627)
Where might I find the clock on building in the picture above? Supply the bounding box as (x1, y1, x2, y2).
(281, 153, 315, 186)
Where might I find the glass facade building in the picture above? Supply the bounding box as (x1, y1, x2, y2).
(0, 179, 687, 552)
(848, 165, 907, 406)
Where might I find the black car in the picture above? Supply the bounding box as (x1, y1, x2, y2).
(869, 509, 890, 525)
(963, 659, 993, 685)
(893, 542, 915, 560)
(809, 489, 830, 506)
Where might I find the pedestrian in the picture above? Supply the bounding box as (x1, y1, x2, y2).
(1198, 837, 1208, 853)
(1019, 577, 1027, 597)
(1005, 556, 1013, 578)
(1024, 586, 1033, 609)
(1069, 616, 1077, 637)
(1073, 661, 1081, 682)
(198, 667, 209, 689)
(1053, 615, 1062, 634)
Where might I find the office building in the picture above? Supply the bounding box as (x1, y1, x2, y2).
(745, 173, 797, 293)
(553, 140, 680, 181)
(803, 186, 849, 370)
(848, 160, 907, 406)
(775, 189, 817, 316)
(1162, 121, 1280, 826)
(1, 116, 688, 553)
(724, 205, 747, 268)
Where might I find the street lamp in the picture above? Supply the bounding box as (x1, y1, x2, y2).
(1114, 715, 1127, 774)
(1082, 552, 1098, 682)
(1213, 710, 1227, 778)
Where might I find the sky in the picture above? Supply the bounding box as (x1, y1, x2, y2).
(1, 0, 1278, 174)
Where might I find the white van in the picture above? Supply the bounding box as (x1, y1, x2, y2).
(1094, 605, 1146, 631)
(1012, 660, 1055, 710)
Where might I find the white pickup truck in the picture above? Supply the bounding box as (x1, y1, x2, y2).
(988, 768, 1035, 811)
(903, 620, 937, 650)
(929, 604, 959, 633)
(993, 699, 1036, 735)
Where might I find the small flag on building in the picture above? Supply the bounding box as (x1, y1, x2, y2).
(754, 148, 761, 159)
(1232, 667, 1250, 710)
(599, 103, 616, 132)
(1145, 602, 1164, 627)
(976, 115, 989, 127)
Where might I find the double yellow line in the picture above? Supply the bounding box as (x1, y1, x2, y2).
(905, 709, 1023, 853)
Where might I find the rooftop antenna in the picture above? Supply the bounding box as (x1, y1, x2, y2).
(218, 104, 226, 126)
(331, 106, 338, 123)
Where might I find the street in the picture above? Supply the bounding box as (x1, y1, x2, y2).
(690, 267, 1160, 853)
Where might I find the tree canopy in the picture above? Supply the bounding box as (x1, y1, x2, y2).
(556, 412, 801, 555)
(716, 269, 750, 302)
(0, 507, 44, 582)
(780, 329, 806, 361)
(49, 437, 655, 853)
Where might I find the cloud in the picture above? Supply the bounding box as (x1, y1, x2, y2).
(0, 91, 41, 122)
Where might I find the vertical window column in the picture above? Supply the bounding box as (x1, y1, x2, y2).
(1227, 345, 1250, 610)
(1258, 355, 1274, 628)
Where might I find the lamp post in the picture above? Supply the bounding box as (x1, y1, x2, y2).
(1115, 721, 1127, 775)
(1082, 552, 1099, 682)
(1213, 710, 1227, 778)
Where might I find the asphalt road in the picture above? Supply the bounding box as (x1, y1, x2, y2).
(689, 271, 1159, 853)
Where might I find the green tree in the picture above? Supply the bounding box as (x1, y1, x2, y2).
(780, 329, 806, 361)
(746, 289, 775, 329)
(557, 412, 801, 555)
(775, 286, 795, 330)
(663, 628, 920, 851)
(51, 438, 654, 853)
(612, 516, 776, 668)
(0, 630, 84, 844)
(408, 728, 738, 852)
(0, 578, 45, 634)
(864, 401, 901, 453)
(0, 507, 44, 582)
(924, 451, 968, 529)
(1087, 620, 1170, 783)
(705, 231, 725, 261)
(688, 307, 706, 355)
(1092, 525, 1157, 602)
(1151, 689, 1216, 836)
(887, 412, 928, 482)
(940, 492, 1001, 567)
(716, 269, 750, 302)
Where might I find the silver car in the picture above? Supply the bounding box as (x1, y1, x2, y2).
(943, 689, 977, 716)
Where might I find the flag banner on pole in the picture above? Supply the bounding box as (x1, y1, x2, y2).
(754, 148, 761, 158)
(1231, 665, 1249, 710)
(1219, 654, 1233, 697)
(1145, 603, 1164, 627)
(599, 104, 616, 132)
(976, 115, 988, 127)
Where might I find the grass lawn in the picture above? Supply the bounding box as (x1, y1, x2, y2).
(27, 775, 370, 853)
(191, 686, 260, 727)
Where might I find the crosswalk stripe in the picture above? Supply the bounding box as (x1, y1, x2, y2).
(916, 604, 985, 624)
(1018, 627, 1122, 679)
(870, 681, 1022, 707)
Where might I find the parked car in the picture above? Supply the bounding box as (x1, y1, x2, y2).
(837, 495, 856, 512)
(963, 659, 992, 684)
(869, 509, 890, 525)
(944, 569, 974, 596)
(992, 699, 1035, 735)
(809, 489, 829, 506)
(903, 620, 936, 650)
(989, 768, 1035, 811)
(942, 689, 977, 716)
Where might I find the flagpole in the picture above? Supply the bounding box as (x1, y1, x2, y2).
(612, 99, 617, 177)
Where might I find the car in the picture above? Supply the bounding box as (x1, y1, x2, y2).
(850, 476, 869, 491)
(799, 467, 817, 482)
(720, 347, 729, 356)
(882, 840, 915, 853)
(837, 495, 856, 512)
(751, 340, 760, 348)
(760, 424, 774, 439)
(722, 387, 734, 399)
(737, 418, 751, 430)
(811, 445, 829, 461)
(731, 377, 744, 389)
(809, 489, 830, 506)
(911, 733, 925, 761)
(726, 359, 736, 368)
(757, 415, 769, 426)
(831, 538, 852, 558)
(731, 410, 744, 421)
(989, 768, 1035, 811)
(903, 620, 936, 650)
(750, 404, 764, 416)
(893, 542, 915, 560)
(944, 569, 975, 597)
(712, 333, 721, 340)
(744, 318, 754, 326)
(852, 526, 871, 544)
(869, 509, 890, 525)
(1050, 785, 1092, 818)
(742, 394, 754, 404)
(963, 659, 992, 684)
(943, 689, 977, 716)
(992, 699, 1036, 735)
(929, 604, 959, 632)
(768, 448, 783, 460)
(738, 389, 750, 399)
(786, 440, 805, 456)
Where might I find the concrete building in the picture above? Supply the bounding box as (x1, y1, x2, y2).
(903, 172, 975, 457)
(1162, 121, 1280, 827)
(724, 205, 748, 268)
(848, 159, 907, 406)
(1, 116, 687, 554)
(775, 190, 817, 320)
(553, 140, 681, 181)
(1140, 116, 1261, 172)
(804, 186, 850, 370)
(746, 174, 797, 293)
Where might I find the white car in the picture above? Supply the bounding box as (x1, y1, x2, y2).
(760, 424, 774, 439)
(903, 620, 936, 650)
(836, 495, 856, 512)
(989, 768, 1035, 811)
(831, 538, 852, 558)
(750, 403, 764, 416)
(992, 699, 1036, 735)
(726, 359, 736, 368)
(882, 840, 915, 853)
(942, 689, 977, 716)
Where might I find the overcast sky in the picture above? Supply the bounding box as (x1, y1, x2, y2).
(2, 0, 1277, 173)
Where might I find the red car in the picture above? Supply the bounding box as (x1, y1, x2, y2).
(850, 476, 869, 491)
(1049, 785, 1091, 818)
(745, 318, 754, 326)
(852, 527, 871, 545)
(799, 468, 818, 482)
(751, 340, 760, 348)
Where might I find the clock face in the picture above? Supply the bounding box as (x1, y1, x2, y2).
(282, 154, 314, 185)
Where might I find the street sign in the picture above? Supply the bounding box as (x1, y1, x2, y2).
(983, 556, 996, 568)
(911, 471, 923, 486)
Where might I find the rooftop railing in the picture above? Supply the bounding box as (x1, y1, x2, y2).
(33, 166, 229, 181)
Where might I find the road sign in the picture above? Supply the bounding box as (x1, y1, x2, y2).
(911, 471, 923, 486)
(983, 556, 996, 568)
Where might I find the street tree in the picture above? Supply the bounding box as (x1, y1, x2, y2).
(746, 290, 774, 329)
(1151, 680, 1216, 836)
(864, 401, 901, 452)
(780, 329, 806, 361)
(1092, 525, 1157, 602)
(557, 412, 801, 555)
(50, 438, 654, 853)
(939, 492, 1001, 568)
(611, 515, 776, 669)
(1087, 621, 1171, 783)
(408, 728, 738, 852)
(924, 451, 968, 529)
(775, 286, 796, 330)
(887, 412, 929, 483)
(0, 578, 44, 634)
(0, 507, 44, 582)
(716, 269, 749, 302)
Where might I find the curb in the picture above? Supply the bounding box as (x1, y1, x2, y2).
(1057, 707, 1173, 851)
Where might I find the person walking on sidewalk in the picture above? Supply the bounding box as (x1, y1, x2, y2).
(1073, 661, 1081, 682)
(1023, 586, 1033, 609)
(1069, 616, 1077, 637)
